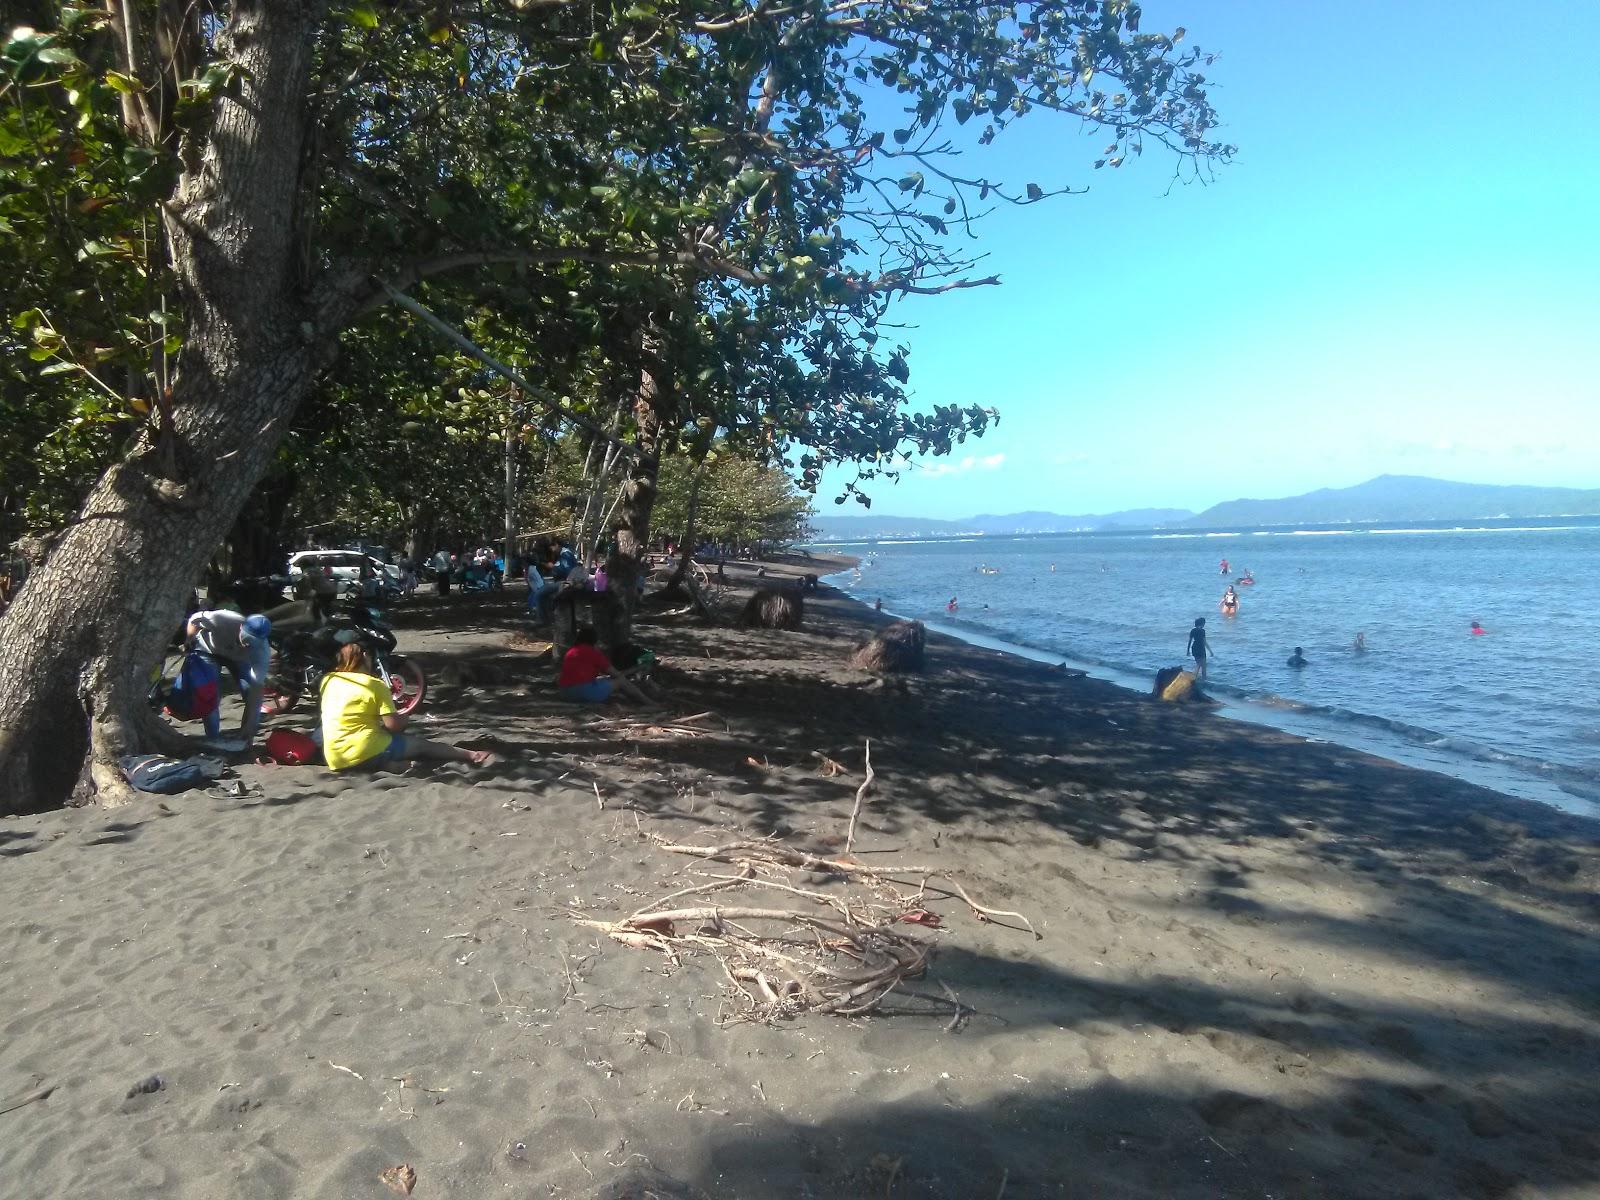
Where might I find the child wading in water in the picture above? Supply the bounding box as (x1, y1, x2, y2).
(1186, 618, 1210, 680)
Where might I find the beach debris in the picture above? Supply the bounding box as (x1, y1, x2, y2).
(843, 740, 875, 855)
(1153, 666, 1202, 703)
(0, 1084, 55, 1117)
(812, 752, 848, 777)
(327, 1061, 364, 1081)
(378, 1163, 417, 1195)
(736, 588, 803, 631)
(849, 620, 926, 673)
(576, 833, 1030, 1022)
(125, 1074, 164, 1099)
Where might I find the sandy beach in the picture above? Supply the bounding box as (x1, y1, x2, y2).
(3, 556, 1599, 1199)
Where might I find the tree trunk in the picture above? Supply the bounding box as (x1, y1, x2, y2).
(663, 466, 704, 593)
(503, 393, 520, 567)
(0, 3, 325, 814)
(609, 331, 670, 643)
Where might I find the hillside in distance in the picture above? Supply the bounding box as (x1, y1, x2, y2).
(1189, 475, 1600, 527)
(807, 475, 1600, 541)
(810, 507, 1193, 540)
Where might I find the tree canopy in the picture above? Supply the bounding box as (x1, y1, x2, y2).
(0, 1, 1228, 809)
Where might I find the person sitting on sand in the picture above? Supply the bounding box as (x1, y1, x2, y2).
(320, 643, 493, 770)
(557, 628, 654, 704)
(1287, 646, 1309, 668)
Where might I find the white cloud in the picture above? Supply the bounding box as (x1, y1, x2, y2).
(919, 452, 1006, 478)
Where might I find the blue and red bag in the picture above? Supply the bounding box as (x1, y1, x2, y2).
(165, 652, 220, 723)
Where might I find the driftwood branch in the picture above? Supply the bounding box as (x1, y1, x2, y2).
(844, 738, 874, 855)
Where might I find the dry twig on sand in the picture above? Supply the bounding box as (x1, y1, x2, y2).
(0, 1085, 54, 1117)
(577, 899, 931, 1021)
(647, 836, 1040, 939)
(577, 836, 1039, 1021)
(844, 739, 874, 855)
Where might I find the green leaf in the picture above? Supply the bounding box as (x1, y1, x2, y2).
(892, 128, 911, 145)
(37, 46, 84, 68)
(349, 4, 380, 29)
(104, 70, 139, 94)
(896, 172, 923, 192)
(1025, 182, 1043, 200)
(38, 361, 82, 377)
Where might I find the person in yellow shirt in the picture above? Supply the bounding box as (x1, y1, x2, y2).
(319, 643, 493, 770)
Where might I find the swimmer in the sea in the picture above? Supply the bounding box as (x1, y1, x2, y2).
(1353, 632, 1367, 653)
(1287, 646, 1308, 668)
(1470, 620, 1487, 636)
(947, 597, 958, 613)
(1220, 585, 1239, 615)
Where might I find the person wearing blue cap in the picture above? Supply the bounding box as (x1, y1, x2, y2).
(185, 608, 273, 744)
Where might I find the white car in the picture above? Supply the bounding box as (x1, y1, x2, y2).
(287, 550, 402, 595)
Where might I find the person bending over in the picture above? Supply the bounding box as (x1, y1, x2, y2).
(186, 608, 272, 745)
(320, 643, 492, 769)
(557, 628, 653, 704)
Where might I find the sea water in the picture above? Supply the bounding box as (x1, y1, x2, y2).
(820, 518, 1600, 820)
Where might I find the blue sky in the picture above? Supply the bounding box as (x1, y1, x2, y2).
(817, 0, 1600, 518)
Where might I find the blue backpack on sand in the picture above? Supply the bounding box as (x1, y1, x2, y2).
(119, 754, 216, 795)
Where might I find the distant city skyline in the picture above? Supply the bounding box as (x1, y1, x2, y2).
(815, 0, 1600, 520)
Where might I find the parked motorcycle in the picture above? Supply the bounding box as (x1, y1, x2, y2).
(261, 602, 426, 715)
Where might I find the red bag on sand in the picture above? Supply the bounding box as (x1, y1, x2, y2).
(263, 730, 319, 765)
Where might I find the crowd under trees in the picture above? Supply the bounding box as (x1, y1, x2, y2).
(0, 1, 1227, 809)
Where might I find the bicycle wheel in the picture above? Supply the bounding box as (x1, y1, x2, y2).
(387, 655, 426, 715)
(260, 649, 303, 714)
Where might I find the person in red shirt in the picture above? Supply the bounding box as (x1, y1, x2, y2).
(558, 628, 652, 704)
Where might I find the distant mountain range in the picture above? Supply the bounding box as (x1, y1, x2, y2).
(809, 475, 1600, 540)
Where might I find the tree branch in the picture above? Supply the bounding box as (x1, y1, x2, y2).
(377, 282, 638, 461)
